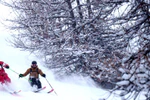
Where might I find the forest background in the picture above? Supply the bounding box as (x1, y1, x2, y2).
(0, 0, 150, 100)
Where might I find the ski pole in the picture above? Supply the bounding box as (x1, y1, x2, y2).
(8, 68, 31, 82)
(8, 68, 20, 75)
(45, 78, 57, 95)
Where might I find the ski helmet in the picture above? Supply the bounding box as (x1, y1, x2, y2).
(32, 61, 37, 64)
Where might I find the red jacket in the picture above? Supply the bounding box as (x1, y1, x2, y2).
(0, 61, 11, 84)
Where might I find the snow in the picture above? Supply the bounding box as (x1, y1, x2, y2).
(0, 22, 146, 100)
(122, 74, 131, 80)
(0, 2, 146, 100)
(0, 3, 111, 100)
(116, 80, 129, 86)
(0, 30, 122, 100)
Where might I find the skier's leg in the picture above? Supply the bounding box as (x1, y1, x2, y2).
(3, 74, 11, 83)
(0, 75, 5, 84)
(36, 79, 42, 89)
(2, 81, 14, 92)
(29, 78, 38, 91)
(28, 78, 33, 87)
(29, 78, 37, 86)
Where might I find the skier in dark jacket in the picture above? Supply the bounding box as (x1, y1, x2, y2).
(19, 61, 46, 90)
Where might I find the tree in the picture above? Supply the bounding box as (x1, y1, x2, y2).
(97, 0, 150, 100)
(1, 0, 150, 99)
(3, 0, 116, 74)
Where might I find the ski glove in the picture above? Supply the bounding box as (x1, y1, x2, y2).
(5, 65, 9, 69)
(42, 74, 46, 78)
(3, 64, 9, 69)
(19, 74, 24, 78)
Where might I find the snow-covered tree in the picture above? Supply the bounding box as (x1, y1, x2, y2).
(99, 0, 150, 100)
(1, 0, 150, 99)
(2, 0, 118, 74)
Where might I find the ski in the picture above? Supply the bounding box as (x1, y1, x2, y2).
(3, 86, 21, 95)
(34, 86, 46, 93)
(47, 88, 54, 93)
(9, 90, 21, 94)
(9, 90, 21, 97)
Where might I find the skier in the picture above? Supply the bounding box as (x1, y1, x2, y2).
(0, 61, 11, 85)
(19, 61, 46, 90)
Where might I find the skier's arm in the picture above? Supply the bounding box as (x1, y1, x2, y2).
(0, 61, 9, 69)
(23, 69, 30, 76)
(3, 64, 9, 69)
(39, 69, 46, 78)
(19, 69, 30, 77)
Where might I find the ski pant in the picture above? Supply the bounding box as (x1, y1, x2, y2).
(29, 78, 42, 89)
(0, 74, 11, 84)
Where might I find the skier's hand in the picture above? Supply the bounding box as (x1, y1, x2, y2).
(5, 65, 9, 69)
(4, 64, 9, 69)
(42, 74, 46, 78)
(19, 74, 23, 78)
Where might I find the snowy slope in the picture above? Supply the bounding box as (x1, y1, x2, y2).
(0, 3, 146, 100)
(0, 4, 115, 99)
(0, 31, 118, 100)
(0, 3, 122, 100)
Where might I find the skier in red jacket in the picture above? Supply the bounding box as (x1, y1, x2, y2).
(0, 61, 11, 84)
